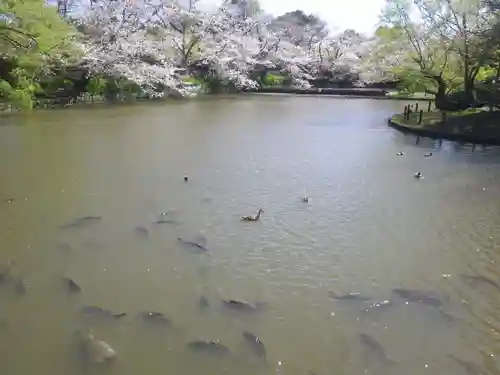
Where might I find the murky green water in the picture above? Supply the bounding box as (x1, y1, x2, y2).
(1, 95, 500, 375)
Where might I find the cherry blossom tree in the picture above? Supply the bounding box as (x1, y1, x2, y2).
(77, 0, 196, 96)
(74, 0, 386, 96)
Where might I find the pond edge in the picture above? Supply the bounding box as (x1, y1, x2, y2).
(387, 114, 500, 146)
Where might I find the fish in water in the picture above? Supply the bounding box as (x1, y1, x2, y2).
(64, 277, 82, 293)
(13, 278, 27, 295)
(329, 291, 369, 301)
(222, 299, 264, 312)
(359, 333, 395, 366)
(449, 355, 488, 375)
(0, 260, 13, 284)
(199, 295, 209, 309)
(392, 288, 443, 308)
(243, 331, 266, 360)
(460, 274, 500, 291)
(155, 219, 182, 225)
(77, 329, 116, 364)
(187, 340, 230, 357)
(177, 238, 208, 252)
(134, 226, 149, 237)
(57, 243, 73, 252)
(80, 306, 126, 319)
(60, 216, 102, 229)
(140, 311, 170, 326)
(362, 300, 392, 313)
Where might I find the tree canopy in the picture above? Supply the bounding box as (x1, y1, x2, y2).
(377, 0, 500, 109)
(0, 0, 80, 108)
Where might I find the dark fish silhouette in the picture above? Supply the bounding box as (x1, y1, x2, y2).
(177, 238, 208, 252)
(64, 277, 81, 293)
(222, 299, 264, 312)
(359, 333, 395, 366)
(243, 331, 266, 360)
(0, 260, 13, 284)
(13, 278, 27, 295)
(80, 306, 126, 318)
(460, 274, 500, 291)
(140, 311, 170, 326)
(134, 226, 149, 237)
(155, 219, 182, 225)
(187, 340, 230, 357)
(61, 216, 102, 229)
(199, 295, 209, 309)
(450, 355, 489, 375)
(57, 243, 73, 252)
(329, 291, 369, 301)
(0, 266, 10, 284)
(392, 288, 443, 307)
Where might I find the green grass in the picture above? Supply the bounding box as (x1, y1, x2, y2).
(391, 108, 484, 128)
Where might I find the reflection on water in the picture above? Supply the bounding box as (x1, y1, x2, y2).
(0, 95, 500, 375)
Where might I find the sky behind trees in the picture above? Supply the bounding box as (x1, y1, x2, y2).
(45, 0, 386, 34)
(200, 0, 386, 34)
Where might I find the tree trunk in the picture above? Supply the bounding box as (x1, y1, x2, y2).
(463, 75, 476, 106)
(432, 75, 449, 111)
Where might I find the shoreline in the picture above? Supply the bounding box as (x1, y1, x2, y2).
(243, 87, 433, 101)
(0, 90, 433, 114)
(387, 114, 500, 145)
(243, 92, 431, 101)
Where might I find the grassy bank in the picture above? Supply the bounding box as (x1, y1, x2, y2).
(388, 108, 500, 145)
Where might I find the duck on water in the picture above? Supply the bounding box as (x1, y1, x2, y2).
(241, 208, 264, 221)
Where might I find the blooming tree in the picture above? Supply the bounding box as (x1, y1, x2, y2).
(74, 0, 386, 96)
(77, 0, 189, 97)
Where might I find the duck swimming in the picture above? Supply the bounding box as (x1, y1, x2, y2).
(424, 152, 433, 157)
(302, 196, 309, 202)
(241, 209, 263, 221)
(414, 172, 423, 179)
(397, 152, 404, 156)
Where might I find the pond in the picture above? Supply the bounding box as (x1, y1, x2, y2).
(1, 94, 500, 375)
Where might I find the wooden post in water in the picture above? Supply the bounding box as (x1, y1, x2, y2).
(415, 136, 420, 144)
(418, 110, 423, 125)
(472, 143, 476, 152)
(441, 112, 447, 122)
(428, 101, 432, 112)
(403, 105, 408, 119)
(415, 103, 419, 112)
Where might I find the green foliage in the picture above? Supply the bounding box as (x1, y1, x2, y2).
(86, 76, 107, 96)
(0, 0, 80, 110)
(182, 76, 205, 85)
(262, 73, 285, 86)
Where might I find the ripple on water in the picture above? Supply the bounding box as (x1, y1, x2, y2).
(2, 98, 500, 375)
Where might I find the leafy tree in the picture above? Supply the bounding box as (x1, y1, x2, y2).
(380, 0, 500, 109)
(0, 0, 80, 109)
